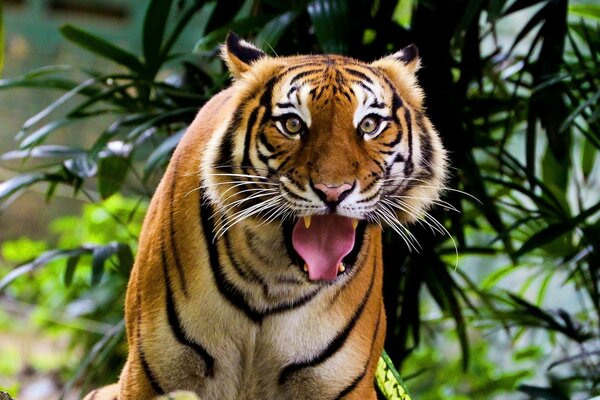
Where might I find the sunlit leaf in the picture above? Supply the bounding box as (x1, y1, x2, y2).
(376, 351, 411, 400)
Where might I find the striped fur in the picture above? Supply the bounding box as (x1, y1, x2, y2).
(84, 33, 447, 400)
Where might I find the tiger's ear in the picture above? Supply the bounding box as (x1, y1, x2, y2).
(372, 44, 420, 75)
(221, 32, 267, 79)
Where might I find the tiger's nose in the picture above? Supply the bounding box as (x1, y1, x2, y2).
(313, 182, 354, 204)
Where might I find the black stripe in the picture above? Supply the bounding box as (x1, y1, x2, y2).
(391, 92, 403, 124)
(343, 68, 374, 85)
(339, 86, 353, 102)
(215, 110, 243, 170)
(199, 198, 263, 322)
(223, 229, 272, 299)
(418, 117, 434, 177)
(276, 102, 294, 108)
(257, 147, 271, 168)
(368, 156, 385, 174)
(283, 186, 311, 202)
(258, 131, 276, 152)
(403, 108, 414, 176)
(356, 190, 380, 204)
(290, 69, 323, 85)
(333, 308, 382, 399)
(278, 261, 376, 384)
(241, 107, 260, 170)
(381, 129, 402, 148)
(199, 191, 321, 323)
(162, 250, 215, 376)
(267, 149, 288, 160)
(355, 81, 375, 98)
(137, 318, 165, 395)
(168, 161, 188, 297)
(275, 154, 294, 172)
(360, 178, 378, 194)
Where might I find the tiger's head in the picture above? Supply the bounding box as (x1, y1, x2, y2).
(202, 33, 447, 281)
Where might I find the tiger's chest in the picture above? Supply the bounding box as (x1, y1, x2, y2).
(173, 281, 361, 399)
(164, 223, 378, 399)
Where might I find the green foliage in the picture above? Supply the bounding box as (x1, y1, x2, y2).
(376, 350, 412, 400)
(0, 195, 144, 394)
(0, 0, 599, 399)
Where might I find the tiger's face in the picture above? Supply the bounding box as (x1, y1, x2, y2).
(203, 33, 447, 281)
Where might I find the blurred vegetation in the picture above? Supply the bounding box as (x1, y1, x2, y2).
(0, 0, 599, 399)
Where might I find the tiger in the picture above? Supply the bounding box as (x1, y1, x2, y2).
(84, 32, 447, 400)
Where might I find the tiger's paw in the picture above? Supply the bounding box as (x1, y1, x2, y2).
(156, 391, 201, 400)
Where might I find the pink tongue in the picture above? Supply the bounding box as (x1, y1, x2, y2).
(292, 215, 355, 281)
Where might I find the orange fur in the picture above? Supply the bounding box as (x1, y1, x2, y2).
(85, 34, 446, 400)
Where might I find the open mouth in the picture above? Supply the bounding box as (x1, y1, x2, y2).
(288, 215, 364, 282)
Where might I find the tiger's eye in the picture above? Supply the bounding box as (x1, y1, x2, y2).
(285, 116, 303, 134)
(359, 117, 379, 134)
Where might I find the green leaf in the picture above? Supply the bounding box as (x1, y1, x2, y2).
(0, 65, 99, 93)
(0, 248, 85, 291)
(507, 1, 551, 55)
(60, 319, 125, 395)
(143, 0, 173, 76)
(161, 2, 215, 61)
(560, 89, 600, 133)
(60, 25, 144, 73)
(98, 155, 129, 199)
(515, 199, 600, 258)
(1, 145, 85, 162)
(255, 11, 300, 51)
(504, 0, 546, 16)
(116, 244, 134, 275)
(518, 384, 570, 400)
(90, 112, 156, 158)
(569, 4, 600, 20)
(234, 0, 255, 21)
(307, 0, 350, 54)
(124, 107, 196, 140)
(144, 128, 185, 177)
(193, 15, 274, 52)
(17, 77, 99, 139)
(64, 155, 98, 179)
(0, 173, 46, 202)
(91, 243, 119, 286)
(19, 118, 73, 149)
(63, 255, 80, 287)
(581, 139, 596, 180)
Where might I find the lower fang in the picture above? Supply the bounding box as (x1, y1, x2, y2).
(303, 264, 308, 272)
(338, 263, 345, 273)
